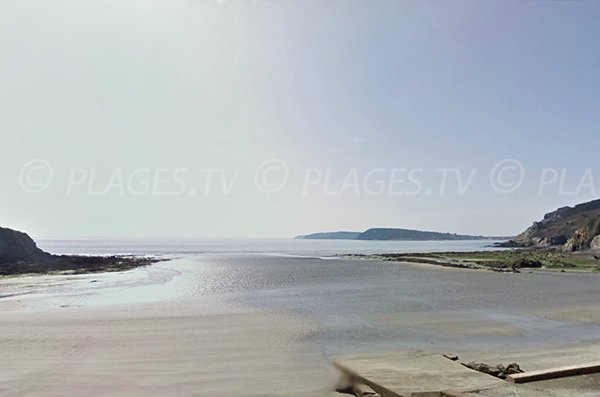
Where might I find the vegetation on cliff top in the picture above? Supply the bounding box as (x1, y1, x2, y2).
(502, 198, 600, 251)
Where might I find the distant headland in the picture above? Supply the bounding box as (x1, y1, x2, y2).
(296, 228, 511, 241)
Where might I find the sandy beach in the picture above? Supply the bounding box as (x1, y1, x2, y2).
(0, 262, 338, 397)
(0, 306, 338, 397)
(2, 253, 600, 396)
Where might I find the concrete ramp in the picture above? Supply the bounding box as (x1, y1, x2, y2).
(334, 345, 600, 397)
(334, 352, 506, 397)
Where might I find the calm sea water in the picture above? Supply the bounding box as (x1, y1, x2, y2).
(31, 238, 600, 355)
(37, 238, 502, 256)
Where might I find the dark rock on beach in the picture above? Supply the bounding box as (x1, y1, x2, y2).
(462, 361, 523, 380)
(0, 227, 52, 264)
(0, 226, 161, 276)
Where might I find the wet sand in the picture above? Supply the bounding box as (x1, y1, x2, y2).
(0, 261, 337, 397)
(2, 254, 600, 396)
(0, 305, 338, 397)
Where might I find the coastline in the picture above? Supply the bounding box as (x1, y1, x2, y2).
(3, 253, 600, 396)
(0, 255, 166, 277)
(0, 256, 339, 397)
(346, 249, 600, 273)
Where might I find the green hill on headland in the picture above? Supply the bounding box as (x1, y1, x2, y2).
(296, 228, 506, 241)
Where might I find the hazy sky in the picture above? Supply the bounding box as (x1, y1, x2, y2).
(1, 0, 599, 238)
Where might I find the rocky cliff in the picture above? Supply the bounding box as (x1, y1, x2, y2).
(0, 227, 52, 264)
(0, 226, 160, 275)
(502, 199, 600, 252)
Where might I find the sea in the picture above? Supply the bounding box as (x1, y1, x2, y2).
(34, 238, 600, 353)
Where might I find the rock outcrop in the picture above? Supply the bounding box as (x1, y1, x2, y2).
(462, 361, 524, 380)
(0, 226, 160, 275)
(591, 235, 600, 252)
(0, 227, 52, 264)
(500, 199, 600, 252)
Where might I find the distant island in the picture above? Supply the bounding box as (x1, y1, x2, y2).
(296, 228, 510, 241)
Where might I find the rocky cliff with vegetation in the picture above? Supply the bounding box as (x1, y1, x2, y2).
(0, 226, 160, 276)
(502, 199, 600, 252)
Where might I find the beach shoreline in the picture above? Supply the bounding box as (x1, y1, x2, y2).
(2, 253, 600, 396)
(346, 249, 600, 273)
(0, 257, 339, 397)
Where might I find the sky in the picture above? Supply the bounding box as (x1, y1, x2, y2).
(1, 0, 599, 239)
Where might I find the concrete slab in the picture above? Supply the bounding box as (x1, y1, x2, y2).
(459, 343, 600, 374)
(333, 351, 506, 397)
(461, 376, 600, 397)
(334, 344, 600, 397)
(508, 361, 600, 383)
